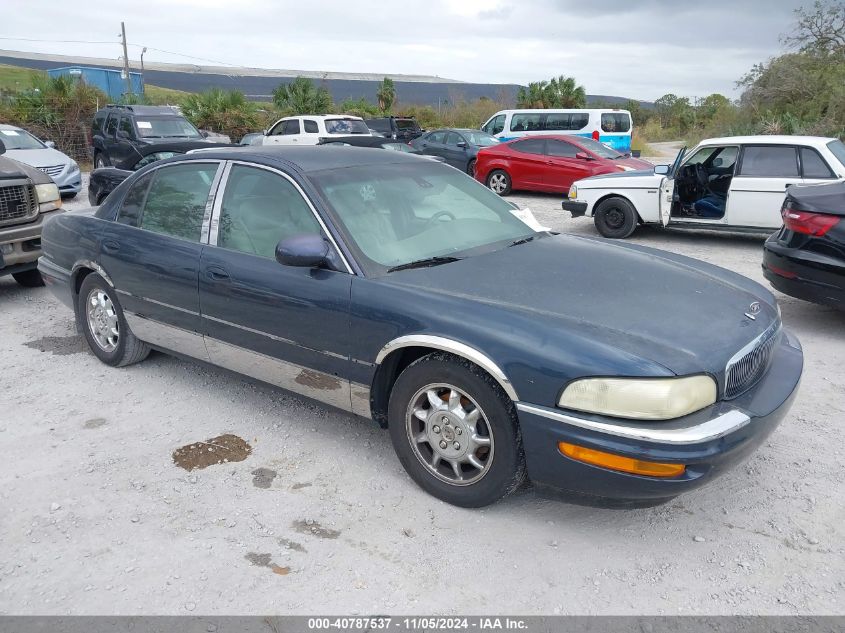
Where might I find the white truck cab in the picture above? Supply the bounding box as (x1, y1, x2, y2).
(260, 115, 371, 146)
(563, 135, 845, 238)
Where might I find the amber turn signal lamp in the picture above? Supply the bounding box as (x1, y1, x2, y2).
(558, 442, 686, 478)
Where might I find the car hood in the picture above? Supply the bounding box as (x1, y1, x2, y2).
(577, 169, 661, 188)
(0, 154, 51, 183)
(612, 157, 653, 171)
(4, 147, 72, 169)
(380, 235, 779, 376)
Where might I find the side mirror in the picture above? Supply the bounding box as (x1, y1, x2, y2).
(575, 152, 592, 161)
(200, 130, 210, 138)
(275, 234, 329, 268)
(654, 164, 670, 175)
(45, 141, 56, 149)
(456, 141, 468, 149)
(0, 139, 5, 155)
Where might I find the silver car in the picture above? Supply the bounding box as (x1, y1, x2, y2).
(0, 124, 82, 198)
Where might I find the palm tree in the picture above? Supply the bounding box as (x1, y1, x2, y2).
(181, 89, 259, 141)
(544, 76, 587, 108)
(272, 77, 332, 114)
(376, 77, 396, 113)
(516, 81, 548, 108)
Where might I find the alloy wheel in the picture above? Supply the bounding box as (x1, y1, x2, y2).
(86, 289, 119, 352)
(488, 173, 508, 194)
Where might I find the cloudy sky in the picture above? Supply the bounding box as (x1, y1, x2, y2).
(3, 0, 802, 100)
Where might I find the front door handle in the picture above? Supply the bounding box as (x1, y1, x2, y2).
(205, 265, 230, 281)
(102, 239, 120, 253)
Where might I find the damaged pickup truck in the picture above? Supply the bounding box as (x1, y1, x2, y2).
(0, 138, 63, 287)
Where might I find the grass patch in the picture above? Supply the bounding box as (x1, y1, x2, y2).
(0, 63, 46, 92)
(144, 84, 190, 105)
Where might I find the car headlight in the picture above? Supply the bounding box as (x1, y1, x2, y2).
(35, 183, 60, 203)
(568, 185, 578, 199)
(69, 161, 80, 174)
(558, 375, 717, 420)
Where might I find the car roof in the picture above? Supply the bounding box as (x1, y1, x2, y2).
(167, 145, 425, 172)
(100, 105, 182, 116)
(701, 135, 838, 147)
(0, 123, 23, 131)
(280, 114, 364, 121)
(135, 141, 235, 156)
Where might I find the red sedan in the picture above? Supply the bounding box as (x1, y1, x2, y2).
(474, 134, 652, 195)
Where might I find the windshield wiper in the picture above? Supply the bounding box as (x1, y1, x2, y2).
(387, 256, 463, 273)
(509, 236, 535, 247)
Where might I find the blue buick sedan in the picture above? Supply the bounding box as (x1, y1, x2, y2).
(38, 147, 803, 507)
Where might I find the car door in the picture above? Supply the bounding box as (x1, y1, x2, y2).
(199, 162, 354, 410)
(442, 132, 470, 169)
(112, 116, 138, 166)
(658, 147, 687, 226)
(728, 145, 800, 228)
(102, 114, 120, 164)
(97, 160, 224, 360)
(544, 139, 594, 192)
(507, 138, 547, 189)
(415, 131, 447, 158)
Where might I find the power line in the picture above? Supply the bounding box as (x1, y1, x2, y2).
(0, 36, 118, 45)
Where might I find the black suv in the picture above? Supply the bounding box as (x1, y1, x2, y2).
(91, 105, 206, 169)
(364, 116, 423, 141)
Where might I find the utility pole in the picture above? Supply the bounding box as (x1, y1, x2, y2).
(120, 22, 132, 99)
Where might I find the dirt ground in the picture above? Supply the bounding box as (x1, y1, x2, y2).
(0, 170, 843, 615)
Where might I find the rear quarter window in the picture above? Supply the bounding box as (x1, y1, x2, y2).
(800, 147, 835, 178)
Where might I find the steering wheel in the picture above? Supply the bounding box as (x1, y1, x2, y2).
(427, 210, 456, 226)
(694, 163, 710, 191)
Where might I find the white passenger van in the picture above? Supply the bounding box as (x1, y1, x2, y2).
(481, 109, 633, 153)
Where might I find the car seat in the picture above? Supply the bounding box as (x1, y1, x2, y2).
(693, 194, 726, 219)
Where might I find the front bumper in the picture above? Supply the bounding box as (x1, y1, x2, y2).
(562, 200, 588, 218)
(0, 209, 63, 275)
(516, 329, 803, 502)
(763, 234, 845, 310)
(53, 169, 82, 196)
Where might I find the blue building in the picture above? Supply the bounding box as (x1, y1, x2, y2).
(47, 66, 144, 101)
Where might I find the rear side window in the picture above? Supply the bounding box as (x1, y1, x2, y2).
(93, 112, 108, 135)
(511, 139, 545, 155)
(800, 147, 834, 178)
(544, 113, 571, 131)
(105, 115, 119, 137)
(510, 114, 543, 132)
(570, 113, 589, 130)
(739, 146, 799, 177)
(545, 139, 579, 158)
(303, 119, 319, 133)
(601, 113, 631, 133)
(117, 173, 154, 227)
(139, 163, 218, 242)
(426, 131, 446, 143)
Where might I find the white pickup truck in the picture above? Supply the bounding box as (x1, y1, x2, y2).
(563, 135, 845, 238)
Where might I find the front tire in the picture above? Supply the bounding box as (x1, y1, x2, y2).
(76, 273, 150, 367)
(94, 153, 108, 169)
(12, 269, 44, 287)
(594, 197, 638, 239)
(388, 353, 526, 507)
(486, 169, 512, 196)
(467, 159, 477, 176)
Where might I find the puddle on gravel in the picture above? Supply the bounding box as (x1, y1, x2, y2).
(23, 334, 86, 356)
(292, 519, 340, 540)
(245, 552, 290, 575)
(278, 538, 306, 553)
(83, 418, 107, 429)
(291, 482, 312, 490)
(295, 369, 341, 391)
(172, 434, 252, 471)
(251, 467, 277, 489)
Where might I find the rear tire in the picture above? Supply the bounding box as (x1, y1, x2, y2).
(486, 169, 512, 196)
(12, 269, 44, 287)
(467, 159, 477, 176)
(387, 353, 526, 507)
(594, 197, 638, 239)
(76, 273, 150, 367)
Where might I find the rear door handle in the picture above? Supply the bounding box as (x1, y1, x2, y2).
(102, 239, 120, 253)
(205, 265, 230, 281)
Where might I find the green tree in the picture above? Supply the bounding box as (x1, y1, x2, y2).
(272, 77, 332, 114)
(544, 75, 587, 108)
(181, 89, 259, 142)
(783, 0, 845, 57)
(376, 77, 396, 113)
(516, 81, 548, 108)
(653, 93, 679, 127)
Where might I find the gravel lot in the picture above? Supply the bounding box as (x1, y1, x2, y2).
(0, 169, 843, 616)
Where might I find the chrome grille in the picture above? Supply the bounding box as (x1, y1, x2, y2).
(0, 184, 37, 225)
(724, 321, 780, 399)
(38, 165, 64, 177)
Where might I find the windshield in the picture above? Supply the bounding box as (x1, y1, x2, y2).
(135, 117, 201, 139)
(325, 119, 370, 135)
(396, 119, 420, 131)
(574, 136, 623, 159)
(309, 162, 537, 275)
(0, 128, 45, 150)
(827, 140, 845, 169)
(460, 130, 500, 147)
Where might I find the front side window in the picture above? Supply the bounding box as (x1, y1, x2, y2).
(684, 146, 738, 169)
(601, 113, 631, 133)
(324, 118, 369, 134)
(303, 119, 319, 133)
(134, 117, 201, 139)
(444, 132, 463, 146)
(510, 114, 543, 132)
(217, 165, 321, 258)
(484, 114, 506, 135)
(310, 163, 536, 273)
(117, 173, 154, 226)
(105, 115, 119, 137)
(545, 139, 579, 158)
(461, 131, 499, 147)
(739, 146, 799, 178)
(119, 117, 134, 138)
(139, 163, 218, 241)
(800, 147, 834, 178)
(511, 138, 545, 155)
(282, 119, 301, 135)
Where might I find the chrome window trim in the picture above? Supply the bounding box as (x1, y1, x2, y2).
(209, 160, 354, 274)
(516, 403, 751, 445)
(375, 334, 518, 402)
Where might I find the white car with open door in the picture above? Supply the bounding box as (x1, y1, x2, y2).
(562, 136, 845, 238)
